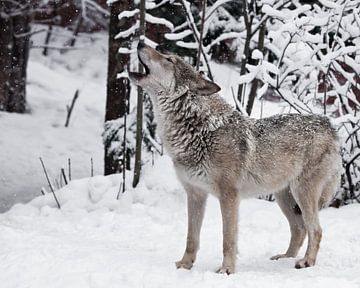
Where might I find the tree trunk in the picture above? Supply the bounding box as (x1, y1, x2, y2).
(0, 3, 14, 111)
(8, 4, 31, 113)
(0, 1, 30, 113)
(246, 17, 266, 116)
(237, 0, 253, 106)
(104, 0, 134, 175)
(132, 0, 146, 188)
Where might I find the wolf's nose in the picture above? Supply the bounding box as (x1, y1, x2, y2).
(138, 41, 145, 50)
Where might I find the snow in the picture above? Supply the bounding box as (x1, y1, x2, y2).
(115, 21, 139, 39)
(145, 13, 174, 30)
(205, 32, 243, 53)
(176, 41, 198, 49)
(165, 29, 193, 41)
(1, 23, 359, 288)
(1, 155, 360, 288)
(252, 49, 263, 60)
(205, 0, 234, 20)
(118, 9, 139, 20)
(0, 28, 107, 212)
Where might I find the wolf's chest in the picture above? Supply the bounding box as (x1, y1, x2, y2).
(173, 161, 219, 196)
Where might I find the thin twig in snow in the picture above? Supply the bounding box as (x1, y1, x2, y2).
(117, 181, 123, 200)
(68, 158, 72, 181)
(61, 168, 68, 185)
(90, 158, 94, 177)
(39, 158, 61, 209)
(65, 90, 79, 127)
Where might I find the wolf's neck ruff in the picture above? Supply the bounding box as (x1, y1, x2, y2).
(154, 89, 235, 167)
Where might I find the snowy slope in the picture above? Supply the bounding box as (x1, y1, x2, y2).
(0, 29, 107, 212)
(0, 156, 359, 288)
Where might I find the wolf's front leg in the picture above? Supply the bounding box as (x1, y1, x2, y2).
(176, 186, 207, 270)
(217, 191, 240, 275)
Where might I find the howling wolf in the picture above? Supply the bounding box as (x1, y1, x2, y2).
(129, 42, 342, 274)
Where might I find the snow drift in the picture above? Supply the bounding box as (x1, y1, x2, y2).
(0, 156, 359, 288)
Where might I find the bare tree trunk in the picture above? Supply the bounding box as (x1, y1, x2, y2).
(196, 0, 206, 71)
(236, 0, 252, 105)
(246, 17, 266, 116)
(0, 3, 13, 111)
(0, 0, 30, 113)
(7, 3, 31, 113)
(132, 0, 146, 188)
(104, 0, 133, 175)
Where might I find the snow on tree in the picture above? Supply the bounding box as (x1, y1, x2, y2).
(104, 0, 360, 202)
(239, 0, 360, 204)
(164, 0, 267, 114)
(104, 0, 173, 180)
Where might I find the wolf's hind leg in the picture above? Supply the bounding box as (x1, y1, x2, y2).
(176, 185, 207, 270)
(270, 188, 306, 261)
(319, 174, 339, 209)
(291, 179, 323, 269)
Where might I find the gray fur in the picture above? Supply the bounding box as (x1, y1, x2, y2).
(129, 44, 342, 274)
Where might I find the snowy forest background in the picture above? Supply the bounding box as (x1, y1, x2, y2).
(1, 0, 360, 286)
(1, 0, 359, 210)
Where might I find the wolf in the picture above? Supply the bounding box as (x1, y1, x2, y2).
(129, 42, 342, 274)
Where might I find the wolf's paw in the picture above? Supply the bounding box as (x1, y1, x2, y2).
(216, 266, 235, 275)
(270, 253, 294, 260)
(175, 259, 193, 270)
(295, 258, 315, 269)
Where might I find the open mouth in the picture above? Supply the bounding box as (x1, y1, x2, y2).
(128, 53, 150, 81)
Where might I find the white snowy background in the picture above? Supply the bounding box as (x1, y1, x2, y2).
(0, 28, 359, 288)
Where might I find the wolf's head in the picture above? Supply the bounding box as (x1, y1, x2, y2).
(129, 43, 220, 99)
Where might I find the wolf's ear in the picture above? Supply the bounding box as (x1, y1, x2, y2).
(192, 78, 221, 96)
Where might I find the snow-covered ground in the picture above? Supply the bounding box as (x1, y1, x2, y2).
(0, 29, 107, 212)
(1, 156, 359, 288)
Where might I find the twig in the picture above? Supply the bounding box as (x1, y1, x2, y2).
(68, 158, 72, 181)
(180, 0, 214, 81)
(39, 158, 61, 209)
(43, 2, 57, 56)
(43, 25, 53, 56)
(231, 86, 241, 112)
(30, 44, 82, 50)
(67, 14, 84, 48)
(133, 0, 146, 188)
(90, 158, 94, 177)
(61, 168, 68, 185)
(196, 0, 206, 71)
(65, 90, 79, 127)
(116, 181, 123, 200)
(14, 28, 47, 38)
(119, 99, 128, 199)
